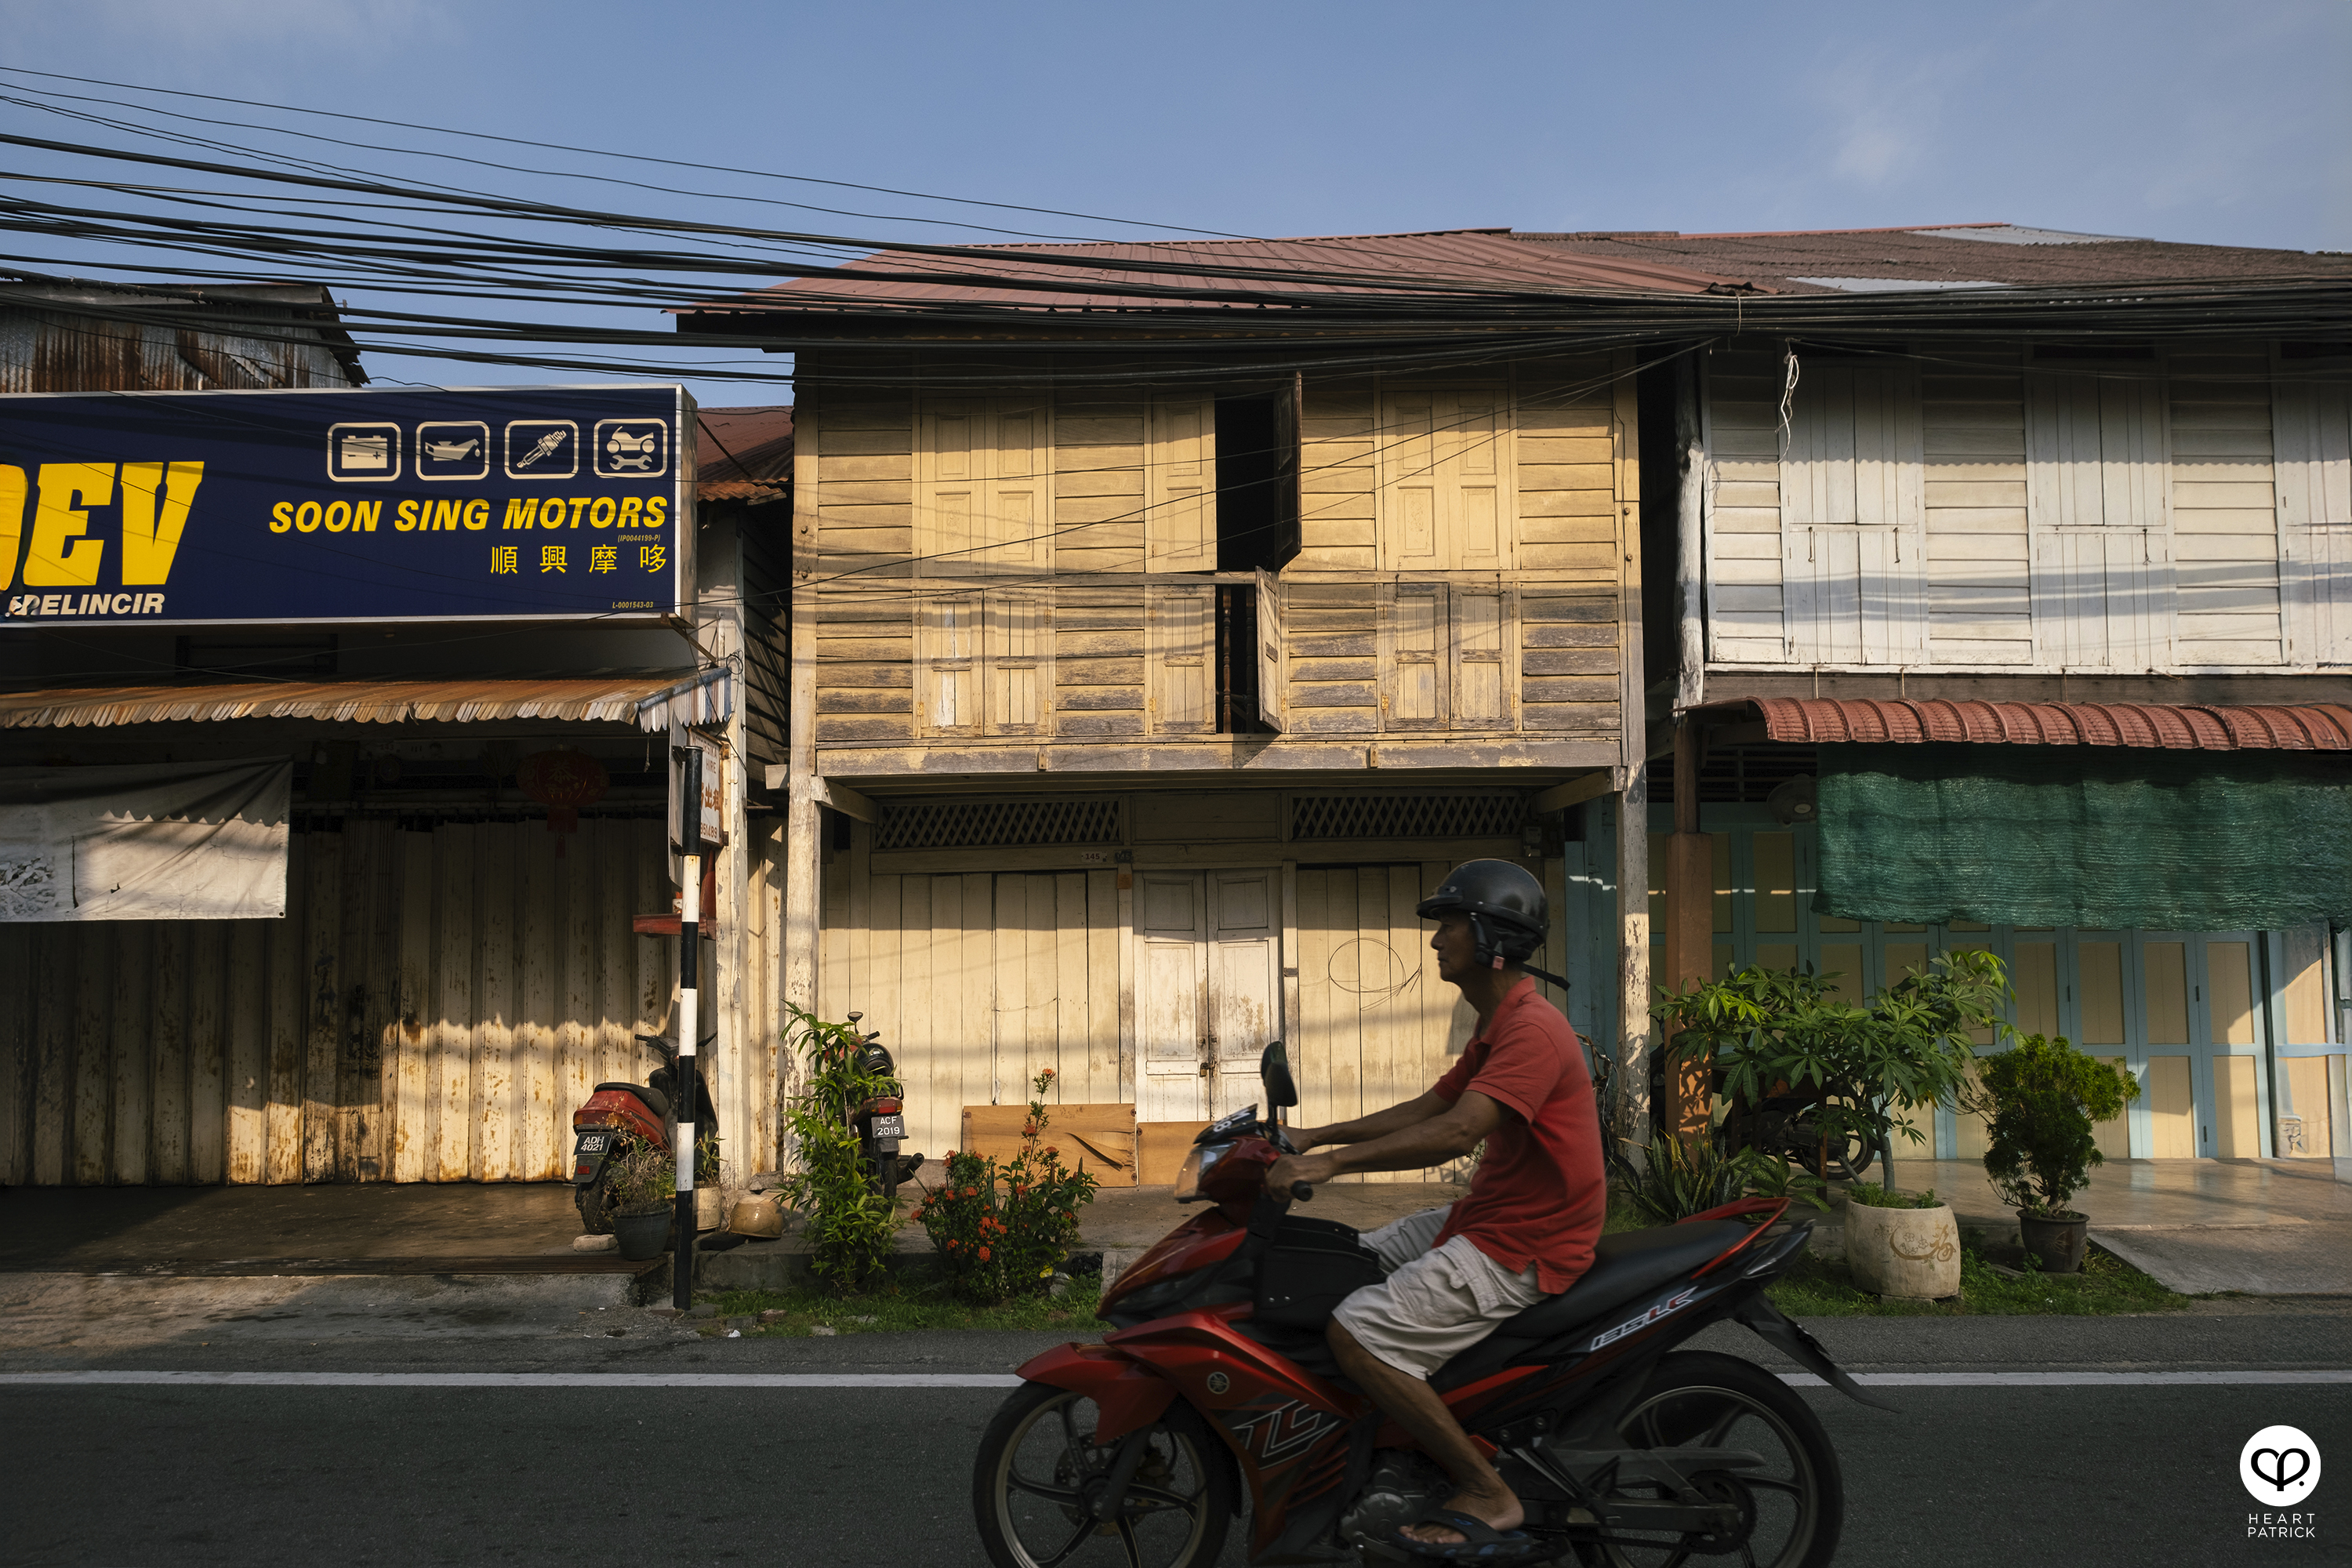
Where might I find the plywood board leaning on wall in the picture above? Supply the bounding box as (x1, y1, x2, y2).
(960, 1103, 1136, 1187)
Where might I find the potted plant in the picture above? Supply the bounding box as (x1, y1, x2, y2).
(605, 1144, 677, 1261)
(1958, 1033, 2140, 1274)
(1841, 1182, 1959, 1299)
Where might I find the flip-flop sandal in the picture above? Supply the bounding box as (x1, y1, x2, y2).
(1392, 1508, 1547, 1562)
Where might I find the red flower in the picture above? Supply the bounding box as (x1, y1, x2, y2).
(978, 1247, 991, 1261)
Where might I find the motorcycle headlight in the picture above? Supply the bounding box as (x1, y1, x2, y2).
(1173, 1143, 1225, 1203)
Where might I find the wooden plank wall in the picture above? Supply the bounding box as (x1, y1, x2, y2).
(804, 361, 1628, 746)
(2170, 343, 2281, 666)
(1708, 338, 2292, 670)
(815, 818, 1123, 1162)
(1291, 862, 1476, 1183)
(0, 818, 672, 1185)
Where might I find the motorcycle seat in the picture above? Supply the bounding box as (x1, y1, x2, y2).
(1429, 1221, 1752, 1392)
(593, 1081, 671, 1119)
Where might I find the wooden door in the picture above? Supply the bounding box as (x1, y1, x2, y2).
(1780, 363, 1924, 663)
(1207, 871, 1280, 1118)
(1377, 387, 1513, 572)
(2277, 376, 2352, 664)
(1135, 869, 1281, 1123)
(1136, 873, 1208, 1123)
(2027, 372, 2175, 668)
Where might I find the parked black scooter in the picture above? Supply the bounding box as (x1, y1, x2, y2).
(845, 1012, 924, 1201)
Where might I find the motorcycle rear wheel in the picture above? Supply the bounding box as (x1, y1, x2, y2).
(575, 1164, 618, 1236)
(1575, 1350, 1842, 1568)
(972, 1380, 1233, 1568)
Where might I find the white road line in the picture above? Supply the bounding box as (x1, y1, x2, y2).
(2, 1370, 2347, 1389)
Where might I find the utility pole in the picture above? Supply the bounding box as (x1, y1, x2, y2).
(673, 745, 702, 1312)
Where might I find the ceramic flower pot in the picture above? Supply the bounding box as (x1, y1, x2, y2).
(2018, 1210, 2089, 1274)
(614, 1207, 672, 1261)
(696, 1186, 724, 1232)
(1845, 1200, 1961, 1298)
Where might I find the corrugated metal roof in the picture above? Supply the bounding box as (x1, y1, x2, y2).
(1693, 696, 2352, 750)
(1509, 224, 2352, 294)
(688, 230, 1755, 317)
(0, 675, 705, 731)
(695, 405, 792, 504)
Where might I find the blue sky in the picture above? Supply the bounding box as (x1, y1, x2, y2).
(5, 0, 2346, 403)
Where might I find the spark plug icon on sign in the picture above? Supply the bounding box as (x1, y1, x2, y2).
(516, 430, 567, 469)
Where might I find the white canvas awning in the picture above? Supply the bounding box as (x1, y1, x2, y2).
(0, 757, 291, 921)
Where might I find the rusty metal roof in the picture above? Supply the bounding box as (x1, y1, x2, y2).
(1694, 696, 2352, 750)
(1509, 224, 2352, 295)
(0, 675, 706, 731)
(694, 405, 792, 504)
(685, 229, 1755, 318)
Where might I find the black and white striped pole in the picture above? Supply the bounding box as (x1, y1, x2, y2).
(673, 744, 702, 1312)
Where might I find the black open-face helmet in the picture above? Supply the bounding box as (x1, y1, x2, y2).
(1416, 858, 1548, 971)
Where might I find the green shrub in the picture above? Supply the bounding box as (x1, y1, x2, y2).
(606, 1142, 674, 1214)
(1619, 1105, 1830, 1224)
(778, 1006, 901, 1294)
(1843, 1181, 1941, 1210)
(1958, 1033, 2140, 1218)
(918, 1069, 1098, 1301)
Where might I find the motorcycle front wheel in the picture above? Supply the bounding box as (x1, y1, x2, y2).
(972, 1380, 1233, 1568)
(1574, 1350, 1843, 1568)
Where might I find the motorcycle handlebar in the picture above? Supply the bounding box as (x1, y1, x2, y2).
(1289, 1181, 1315, 1202)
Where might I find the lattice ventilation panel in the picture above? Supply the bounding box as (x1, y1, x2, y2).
(1290, 793, 1525, 841)
(875, 797, 1125, 851)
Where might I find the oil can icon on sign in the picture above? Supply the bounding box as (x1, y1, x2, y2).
(416, 421, 490, 481)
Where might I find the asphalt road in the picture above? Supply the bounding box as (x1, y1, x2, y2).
(3, 1317, 2347, 1567)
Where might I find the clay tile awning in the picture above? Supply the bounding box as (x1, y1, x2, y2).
(1689, 696, 2352, 751)
(0, 670, 732, 733)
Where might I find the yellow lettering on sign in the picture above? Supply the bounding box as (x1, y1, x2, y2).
(617, 496, 643, 528)
(354, 501, 382, 532)
(432, 499, 460, 532)
(395, 499, 420, 532)
(118, 461, 203, 585)
(273, 502, 296, 535)
(503, 499, 536, 530)
(462, 499, 489, 531)
(644, 496, 668, 528)
(25, 463, 112, 586)
(0, 465, 27, 589)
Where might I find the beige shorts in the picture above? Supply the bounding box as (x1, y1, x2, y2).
(1327, 1205, 1544, 1381)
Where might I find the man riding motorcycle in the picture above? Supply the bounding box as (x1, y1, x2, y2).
(1266, 858, 1604, 1559)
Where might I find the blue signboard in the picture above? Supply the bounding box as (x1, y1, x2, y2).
(0, 384, 692, 626)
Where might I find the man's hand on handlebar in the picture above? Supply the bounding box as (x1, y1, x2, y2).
(1266, 1151, 1339, 1200)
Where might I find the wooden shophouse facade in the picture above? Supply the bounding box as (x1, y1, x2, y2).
(685, 232, 1777, 1178)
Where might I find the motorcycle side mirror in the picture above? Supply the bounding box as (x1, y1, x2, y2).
(1259, 1040, 1298, 1112)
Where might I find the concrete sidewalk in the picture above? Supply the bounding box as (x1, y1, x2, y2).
(1859, 1156, 2352, 1295)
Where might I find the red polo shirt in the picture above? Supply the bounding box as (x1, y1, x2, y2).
(1429, 978, 1606, 1293)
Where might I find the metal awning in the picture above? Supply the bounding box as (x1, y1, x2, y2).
(0, 673, 728, 732)
(1690, 696, 2352, 751)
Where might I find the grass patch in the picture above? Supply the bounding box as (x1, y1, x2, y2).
(1766, 1232, 2190, 1317)
(700, 1277, 1112, 1337)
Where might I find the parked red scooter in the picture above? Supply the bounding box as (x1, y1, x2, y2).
(570, 1031, 716, 1234)
(969, 1042, 1886, 1567)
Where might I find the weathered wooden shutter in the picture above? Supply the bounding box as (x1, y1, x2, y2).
(922, 400, 984, 568)
(1449, 390, 1507, 570)
(1377, 388, 1514, 571)
(919, 592, 981, 732)
(1269, 374, 1302, 566)
(2276, 376, 2352, 664)
(1381, 392, 1442, 572)
(991, 400, 1051, 572)
(1148, 396, 1215, 573)
(1453, 583, 1507, 727)
(1150, 583, 1213, 733)
(1254, 567, 1286, 731)
(1386, 581, 1443, 728)
(2028, 373, 2173, 667)
(918, 397, 1052, 574)
(1780, 364, 1923, 663)
(984, 591, 1047, 734)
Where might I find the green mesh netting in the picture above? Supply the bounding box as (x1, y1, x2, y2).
(1814, 743, 2352, 931)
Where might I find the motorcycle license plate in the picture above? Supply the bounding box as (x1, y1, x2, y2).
(577, 1133, 611, 1153)
(869, 1115, 906, 1141)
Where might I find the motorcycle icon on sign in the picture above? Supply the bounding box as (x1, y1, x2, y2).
(593, 419, 667, 478)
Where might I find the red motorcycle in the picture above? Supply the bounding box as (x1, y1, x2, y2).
(569, 1031, 716, 1234)
(970, 1043, 1886, 1568)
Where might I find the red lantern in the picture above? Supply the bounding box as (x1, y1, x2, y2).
(514, 749, 609, 851)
